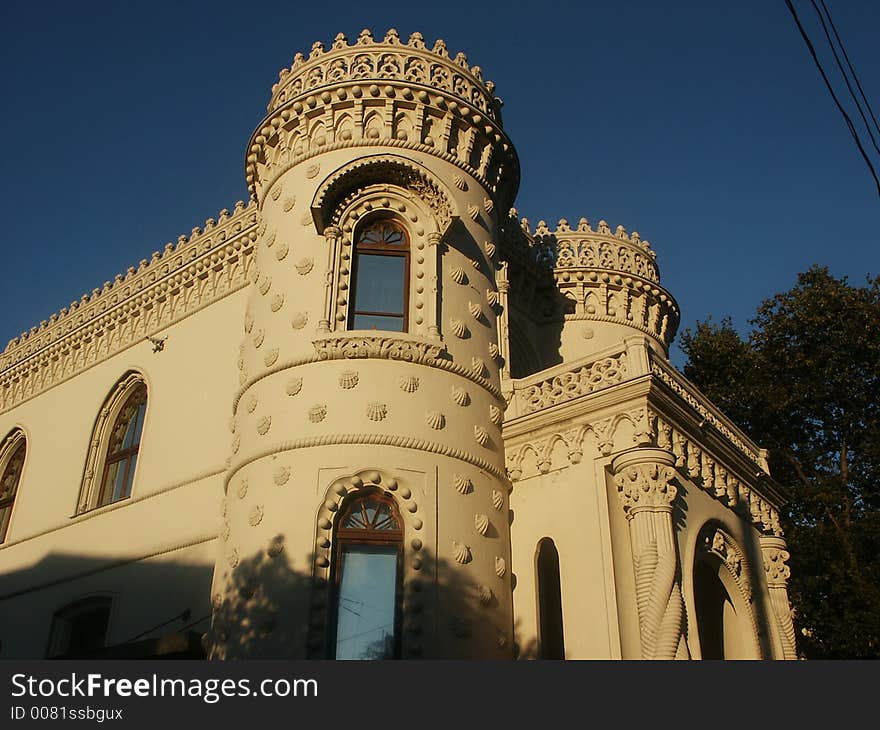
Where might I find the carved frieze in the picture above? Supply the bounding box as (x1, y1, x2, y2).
(517, 353, 627, 415)
(313, 333, 444, 363)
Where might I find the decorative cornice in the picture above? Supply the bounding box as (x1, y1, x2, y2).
(225, 432, 508, 487)
(655, 410, 783, 535)
(649, 351, 765, 469)
(501, 358, 783, 535)
(268, 30, 499, 120)
(312, 332, 444, 363)
(245, 32, 519, 207)
(231, 340, 506, 416)
(1, 202, 258, 412)
(533, 217, 659, 282)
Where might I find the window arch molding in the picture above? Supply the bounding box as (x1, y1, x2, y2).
(0, 427, 28, 545)
(310, 156, 459, 339)
(307, 468, 425, 659)
(685, 520, 763, 659)
(76, 371, 150, 514)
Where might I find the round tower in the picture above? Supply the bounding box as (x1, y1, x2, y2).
(207, 29, 520, 659)
(532, 217, 680, 363)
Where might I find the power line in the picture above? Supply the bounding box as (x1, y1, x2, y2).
(809, 0, 880, 156)
(818, 0, 880, 140)
(783, 0, 880, 197)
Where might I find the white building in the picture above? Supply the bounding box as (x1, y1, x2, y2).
(0, 30, 796, 660)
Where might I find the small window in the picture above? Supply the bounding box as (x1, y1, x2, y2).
(331, 491, 403, 659)
(349, 219, 410, 332)
(0, 432, 26, 544)
(535, 537, 565, 659)
(98, 383, 147, 506)
(47, 597, 112, 658)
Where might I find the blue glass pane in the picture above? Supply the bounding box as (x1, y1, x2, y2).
(353, 254, 405, 314)
(112, 458, 129, 502)
(122, 402, 145, 449)
(352, 314, 404, 332)
(120, 455, 137, 500)
(335, 545, 398, 660)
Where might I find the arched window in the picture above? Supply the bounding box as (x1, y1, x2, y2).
(349, 218, 410, 332)
(0, 430, 27, 544)
(47, 596, 112, 658)
(331, 490, 403, 659)
(98, 383, 147, 506)
(535, 537, 565, 659)
(77, 373, 148, 514)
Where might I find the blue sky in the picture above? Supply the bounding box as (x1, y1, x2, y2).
(1, 0, 877, 366)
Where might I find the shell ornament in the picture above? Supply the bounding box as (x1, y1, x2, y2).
(453, 474, 473, 495)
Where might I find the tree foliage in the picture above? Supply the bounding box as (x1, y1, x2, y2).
(680, 266, 880, 659)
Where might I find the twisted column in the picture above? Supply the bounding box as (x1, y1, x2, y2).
(761, 535, 798, 659)
(612, 447, 689, 659)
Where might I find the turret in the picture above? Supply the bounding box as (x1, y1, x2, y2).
(207, 29, 519, 659)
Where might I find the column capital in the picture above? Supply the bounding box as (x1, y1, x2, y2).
(760, 535, 791, 586)
(612, 447, 677, 516)
(323, 225, 342, 241)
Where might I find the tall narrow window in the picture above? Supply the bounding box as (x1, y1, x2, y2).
(349, 218, 409, 332)
(0, 432, 26, 544)
(47, 597, 112, 658)
(535, 537, 565, 659)
(331, 491, 403, 659)
(98, 383, 147, 506)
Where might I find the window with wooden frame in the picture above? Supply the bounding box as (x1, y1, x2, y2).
(330, 490, 404, 660)
(97, 382, 147, 507)
(78, 373, 149, 514)
(348, 218, 410, 332)
(0, 431, 26, 544)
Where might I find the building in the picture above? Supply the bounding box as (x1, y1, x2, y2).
(0, 29, 797, 660)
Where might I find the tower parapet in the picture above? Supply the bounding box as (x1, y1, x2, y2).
(245, 29, 519, 214)
(498, 213, 680, 375)
(533, 217, 679, 358)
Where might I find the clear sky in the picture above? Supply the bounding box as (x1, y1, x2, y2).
(1, 0, 877, 367)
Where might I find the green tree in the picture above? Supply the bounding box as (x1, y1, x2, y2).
(680, 266, 880, 659)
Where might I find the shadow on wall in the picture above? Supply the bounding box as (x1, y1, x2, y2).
(0, 551, 214, 659)
(507, 278, 566, 378)
(207, 545, 513, 660)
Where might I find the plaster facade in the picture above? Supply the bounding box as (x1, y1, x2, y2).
(0, 30, 796, 660)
